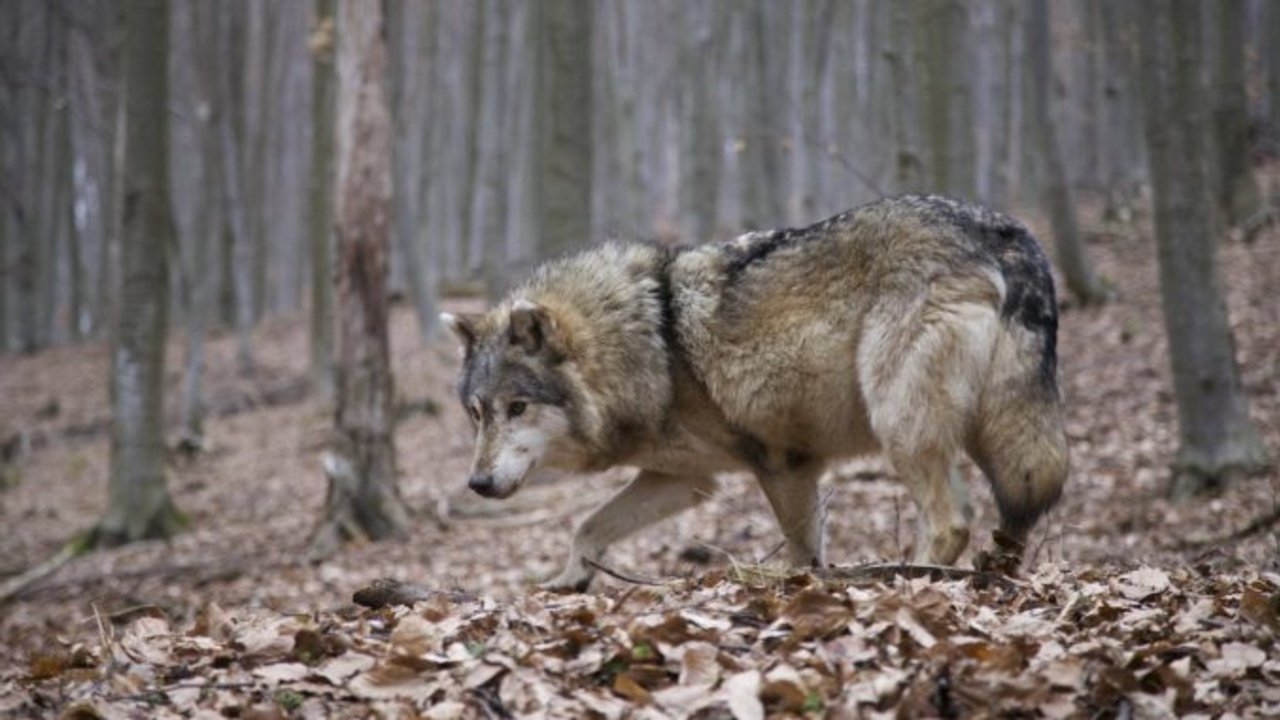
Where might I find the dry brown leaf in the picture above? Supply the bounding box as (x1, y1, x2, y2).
(1238, 587, 1280, 633)
(675, 641, 720, 687)
(348, 662, 439, 702)
(314, 651, 376, 686)
(611, 671, 652, 705)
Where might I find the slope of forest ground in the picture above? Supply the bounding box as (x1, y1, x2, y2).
(1, 204, 1278, 718)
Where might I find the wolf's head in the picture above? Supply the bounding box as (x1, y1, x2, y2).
(441, 300, 587, 499)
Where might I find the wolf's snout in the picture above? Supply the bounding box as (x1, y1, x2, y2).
(468, 473, 498, 497)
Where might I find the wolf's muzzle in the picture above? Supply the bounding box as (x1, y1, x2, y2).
(468, 473, 499, 497)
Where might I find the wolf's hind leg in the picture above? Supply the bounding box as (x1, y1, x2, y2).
(544, 470, 716, 591)
(890, 451, 972, 564)
(860, 292, 996, 565)
(756, 465, 826, 568)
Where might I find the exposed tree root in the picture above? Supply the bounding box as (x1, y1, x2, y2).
(0, 531, 94, 604)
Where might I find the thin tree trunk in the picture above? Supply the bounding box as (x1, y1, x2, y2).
(1212, 0, 1260, 227)
(389, 0, 437, 343)
(533, 0, 593, 258)
(177, 0, 222, 449)
(1027, 0, 1106, 306)
(217, 3, 256, 375)
(92, 0, 185, 547)
(1138, 0, 1267, 499)
(308, 0, 336, 397)
(888, 1, 924, 193)
(680, 1, 721, 243)
(472, 0, 511, 301)
(459, 3, 485, 274)
(311, 0, 410, 556)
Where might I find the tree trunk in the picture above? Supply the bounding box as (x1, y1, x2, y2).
(92, 0, 185, 547)
(217, 3, 256, 375)
(1138, 0, 1267, 499)
(888, 1, 924, 193)
(533, 0, 593, 258)
(177, 0, 222, 450)
(1212, 0, 1260, 227)
(388, 0, 438, 343)
(308, 0, 336, 398)
(680, 1, 722, 243)
(471, 0, 511, 301)
(1027, 0, 1107, 307)
(918, 0, 954, 194)
(311, 0, 410, 556)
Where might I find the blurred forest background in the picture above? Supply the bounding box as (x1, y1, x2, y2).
(2, 1, 1280, 715)
(4, 0, 1278, 358)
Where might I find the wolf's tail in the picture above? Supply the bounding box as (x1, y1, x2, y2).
(966, 320, 1069, 542)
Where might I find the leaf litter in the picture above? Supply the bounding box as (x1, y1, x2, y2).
(1, 207, 1278, 717)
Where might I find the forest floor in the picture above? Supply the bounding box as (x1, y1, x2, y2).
(1, 203, 1278, 718)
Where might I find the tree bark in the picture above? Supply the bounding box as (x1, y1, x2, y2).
(888, 1, 924, 193)
(471, 0, 511, 300)
(177, 0, 222, 449)
(311, 0, 410, 556)
(1138, 0, 1267, 498)
(308, 0, 336, 398)
(533, 0, 592, 258)
(388, 0, 438, 343)
(1027, 0, 1106, 307)
(680, 1, 722, 243)
(1211, 0, 1260, 227)
(216, 2, 256, 375)
(92, 0, 185, 547)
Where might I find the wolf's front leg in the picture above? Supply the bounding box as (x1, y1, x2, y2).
(757, 466, 826, 568)
(543, 470, 717, 592)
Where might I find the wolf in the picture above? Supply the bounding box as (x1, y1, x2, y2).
(442, 195, 1068, 591)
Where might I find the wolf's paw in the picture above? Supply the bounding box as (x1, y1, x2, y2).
(540, 561, 595, 593)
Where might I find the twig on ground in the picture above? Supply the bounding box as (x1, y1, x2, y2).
(817, 562, 1016, 588)
(582, 557, 663, 586)
(103, 682, 258, 703)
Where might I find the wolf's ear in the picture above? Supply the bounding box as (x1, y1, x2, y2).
(508, 299, 563, 357)
(440, 312, 478, 350)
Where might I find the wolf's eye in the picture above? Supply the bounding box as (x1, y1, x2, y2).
(508, 401, 527, 418)
(468, 403, 481, 423)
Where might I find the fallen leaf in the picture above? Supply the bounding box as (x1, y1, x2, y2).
(252, 662, 310, 684)
(723, 670, 765, 720)
(314, 651, 376, 686)
(1113, 568, 1170, 601)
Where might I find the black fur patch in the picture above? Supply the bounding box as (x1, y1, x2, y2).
(784, 448, 812, 471)
(733, 430, 770, 474)
(902, 195, 1060, 392)
(458, 346, 571, 415)
(723, 229, 806, 282)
